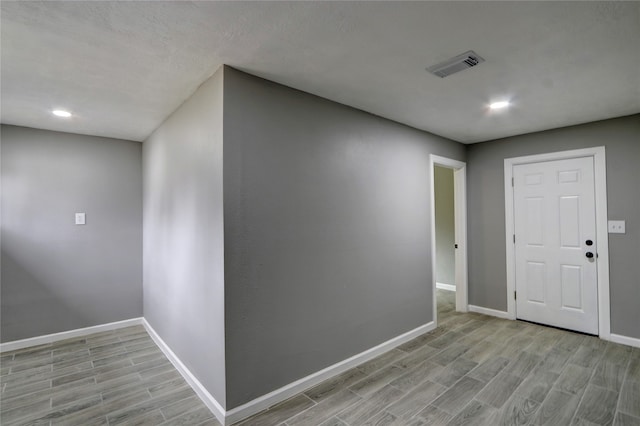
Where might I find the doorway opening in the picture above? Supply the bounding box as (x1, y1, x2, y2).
(430, 155, 467, 326)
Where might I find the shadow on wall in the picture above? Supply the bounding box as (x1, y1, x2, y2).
(1, 246, 90, 342)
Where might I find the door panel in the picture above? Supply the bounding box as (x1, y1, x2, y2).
(525, 197, 544, 245)
(560, 265, 582, 310)
(559, 196, 580, 247)
(526, 261, 546, 303)
(513, 156, 598, 334)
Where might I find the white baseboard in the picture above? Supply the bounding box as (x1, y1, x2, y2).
(225, 321, 436, 424)
(142, 319, 226, 425)
(468, 304, 511, 320)
(1, 317, 437, 426)
(0, 318, 144, 353)
(436, 282, 456, 292)
(609, 333, 640, 349)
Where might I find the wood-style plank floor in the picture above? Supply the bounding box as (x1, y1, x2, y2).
(0, 325, 220, 425)
(2, 290, 639, 425)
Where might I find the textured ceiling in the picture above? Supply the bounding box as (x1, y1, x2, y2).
(1, 1, 639, 143)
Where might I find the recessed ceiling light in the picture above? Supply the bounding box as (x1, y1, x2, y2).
(52, 110, 72, 118)
(489, 101, 510, 110)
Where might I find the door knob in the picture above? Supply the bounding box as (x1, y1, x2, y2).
(585, 239, 593, 246)
(586, 252, 594, 259)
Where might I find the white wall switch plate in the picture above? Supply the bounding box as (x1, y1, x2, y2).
(75, 213, 86, 225)
(608, 220, 625, 234)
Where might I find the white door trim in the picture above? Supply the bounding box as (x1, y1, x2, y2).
(430, 155, 468, 324)
(504, 147, 610, 339)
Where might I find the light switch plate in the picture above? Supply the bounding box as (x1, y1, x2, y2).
(75, 213, 86, 225)
(608, 220, 625, 234)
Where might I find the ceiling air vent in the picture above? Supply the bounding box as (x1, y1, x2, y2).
(426, 50, 485, 78)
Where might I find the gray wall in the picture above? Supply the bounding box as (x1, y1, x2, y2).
(223, 67, 465, 408)
(1, 125, 142, 342)
(434, 166, 455, 286)
(143, 67, 226, 405)
(467, 114, 640, 339)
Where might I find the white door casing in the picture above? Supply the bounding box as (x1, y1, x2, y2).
(504, 147, 610, 339)
(513, 157, 598, 334)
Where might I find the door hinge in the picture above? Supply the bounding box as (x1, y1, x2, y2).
(513, 234, 516, 244)
(454, 243, 459, 249)
(511, 177, 514, 187)
(514, 291, 517, 300)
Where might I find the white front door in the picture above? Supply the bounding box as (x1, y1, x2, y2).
(513, 156, 598, 334)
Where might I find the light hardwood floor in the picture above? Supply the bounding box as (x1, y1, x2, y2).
(2, 290, 639, 425)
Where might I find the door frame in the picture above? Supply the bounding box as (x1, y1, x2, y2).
(504, 147, 610, 339)
(430, 155, 468, 324)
